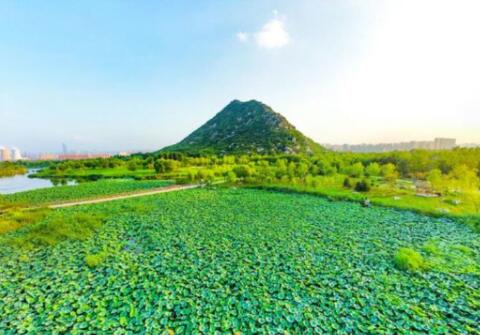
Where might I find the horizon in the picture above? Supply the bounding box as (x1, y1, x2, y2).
(1, 1, 479, 152)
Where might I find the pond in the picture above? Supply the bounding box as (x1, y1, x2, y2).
(0, 170, 76, 194)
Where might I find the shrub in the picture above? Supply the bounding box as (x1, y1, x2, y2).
(348, 162, 364, 178)
(343, 177, 352, 189)
(452, 244, 474, 255)
(422, 241, 441, 255)
(355, 180, 371, 192)
(154, 159, 180, 173)
(226, 171, 237, 184)
(365, 163, 381, 177)
(0, 208, 50, 235)
(9, 213, 105, 249)
(394, 247, 426, 272)
(233, 165, 254, 179)
(127, 161, 138, 171)
(85, 251, 108, 268)
(459, 216, 480, 233)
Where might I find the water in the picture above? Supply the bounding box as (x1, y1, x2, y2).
(0, 170, 76, 195)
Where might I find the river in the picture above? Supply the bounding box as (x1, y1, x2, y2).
(0, 170, 76, 194)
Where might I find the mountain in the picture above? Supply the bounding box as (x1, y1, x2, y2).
(160, 100, 324, 155)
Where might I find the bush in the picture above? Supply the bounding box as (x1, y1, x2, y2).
(394, 247, 426, 272)
(85, 250, 108, 268)
(233, 165, 254, 179)
(226, 171, 237, 183)
(154, 159, 180, 173)
(355, 180, 371, 192)
(343, 177, 352, 189)
(9, 213, 105, 249)
(0, 208, 50, 235)
(422, 241, 441, 255)
(127, 161, 138, 171)
(459, 216, 480, 233)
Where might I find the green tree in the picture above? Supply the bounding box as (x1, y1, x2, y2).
(296, 162, 309, 179)
(427, 169, 445, 194)
(381, 163, 399, 185)
(355, 179, 371, 192)
(365, 163, 381, 177)
(226, 171, 237, 183)
(348, 162, 364, 178)
(127, 161, 138, 171)
(233, 165, 254, 179)
(449, 165, 479, 192)
(154, 159, 179, 173)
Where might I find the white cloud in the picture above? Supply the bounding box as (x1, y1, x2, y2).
(236, 32, 249, 43)
(255, 17, 289, 49)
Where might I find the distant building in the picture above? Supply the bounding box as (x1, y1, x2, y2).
(38, 153, 59, 161)
(58, 153, 112, 160)
(0, 147, 12, 161)
(433, 138, 456, 150)
(11, 148, 22, 161)
(324, 137, 458, 153)
(62, 143, 68, 155)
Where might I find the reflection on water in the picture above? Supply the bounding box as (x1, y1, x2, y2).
(0, 170, 76, 194)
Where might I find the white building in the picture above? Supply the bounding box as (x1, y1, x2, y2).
(11, 147, 22, 161)
(0, 146, 12, 161)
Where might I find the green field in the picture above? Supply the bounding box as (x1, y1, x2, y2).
(3, 179, 173, 206)
(1, 188, 478, 334)
(32, 167, 155, 179)
(257, 181, 480, 221)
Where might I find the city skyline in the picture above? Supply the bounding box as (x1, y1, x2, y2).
(324, 137, 461, 153)
(2, 137, 479, 159)
(1, 1, 479, 152)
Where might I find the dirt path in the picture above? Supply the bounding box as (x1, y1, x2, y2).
(49, 184, 200, 209)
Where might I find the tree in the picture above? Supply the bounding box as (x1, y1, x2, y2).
(365, 163, 381, 177)
(355, 180, 371, 192)
(381, 163, 399, 185)
(233, 165, 253, 179)
(427, 169, 445, 194)
(348, 162, 364, 178)
(154, 159, 179, 173)
(287, 162, 296, 178)
(449, 165, 479, 192)
(127, 161, 138, 171)
(226, 171, 237, 183)
(296, 162, 309, 179)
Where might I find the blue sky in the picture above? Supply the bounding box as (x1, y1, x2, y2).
(1, 0, 479, 153)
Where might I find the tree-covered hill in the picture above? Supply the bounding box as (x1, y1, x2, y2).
(160, 100, 324, 155)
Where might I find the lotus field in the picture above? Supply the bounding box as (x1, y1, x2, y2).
(0, 188, 479, 334)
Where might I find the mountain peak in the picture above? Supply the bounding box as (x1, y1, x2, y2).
(160, 100, 323, 155)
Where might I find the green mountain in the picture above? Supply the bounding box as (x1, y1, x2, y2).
(160, 100, 324, 155)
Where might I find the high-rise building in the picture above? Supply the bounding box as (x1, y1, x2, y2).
(323, 137, 458, 152)
(11, 148, 22, 161)
(433, 138, 456, 150)
(62, 143, 68, 154)
(0, 146, 12, 161)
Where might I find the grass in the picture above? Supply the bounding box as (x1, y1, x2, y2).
(4, 179, 174, 206)
(251, 182, 480, 231)
(394, 248, 426, 272)
(0, 188, 478, 334)
(85, 250, 109, 268)
(33, 167, 156, 179)
(6, 212, 105, 249)
(0, 207, 50, 235)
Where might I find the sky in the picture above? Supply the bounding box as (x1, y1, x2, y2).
(1, 0, 479, 153)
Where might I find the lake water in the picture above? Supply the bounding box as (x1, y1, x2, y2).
(0, 171, 76, 195)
